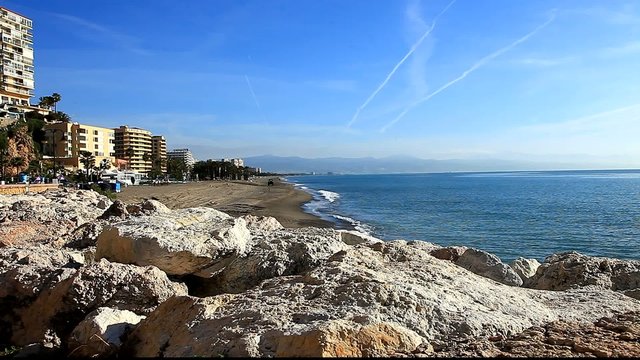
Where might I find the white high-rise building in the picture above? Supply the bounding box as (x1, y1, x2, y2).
(167, 148, 196, 168)
(0, 7, 34, 107)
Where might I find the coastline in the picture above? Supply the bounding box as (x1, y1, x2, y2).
(115, 177, 336, 229)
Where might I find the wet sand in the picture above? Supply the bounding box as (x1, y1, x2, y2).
(116, 177, 334, 229)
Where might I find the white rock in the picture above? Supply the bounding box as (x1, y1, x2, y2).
(455, 248, 523, 286)
(125, 242, 640, 357)
(69, 307, 145, 357)
(95, 207, 251, 276)
(510, 257, 541, 283)
(527, 252, 640, 299)
(12, 258, 187, 346)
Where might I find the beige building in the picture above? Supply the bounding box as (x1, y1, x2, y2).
(151, 135, 167, 173)
(114, 125, 152, 174)
(43, 122, 115, 171)
(0, 7, 34, 108)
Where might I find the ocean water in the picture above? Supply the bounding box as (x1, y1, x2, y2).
(286, 170, 640, 263)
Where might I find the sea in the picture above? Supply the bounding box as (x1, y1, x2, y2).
(286, 170, 640, 263)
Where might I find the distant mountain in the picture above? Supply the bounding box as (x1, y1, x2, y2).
(243, 155, 590, 174)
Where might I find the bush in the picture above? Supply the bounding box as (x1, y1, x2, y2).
(90, 183, 117, 200)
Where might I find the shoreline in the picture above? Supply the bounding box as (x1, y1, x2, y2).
(115, 177, 338, 229)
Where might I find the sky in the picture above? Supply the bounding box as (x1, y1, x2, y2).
(5, 0, 640, 168)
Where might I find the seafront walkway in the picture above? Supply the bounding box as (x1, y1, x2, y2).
(0, 183, 60, 195)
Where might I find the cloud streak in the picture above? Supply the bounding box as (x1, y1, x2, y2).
(52, 12, 150, 55)
(347, 0, 456, 128)
(244, 75, 262, 110)
(380, 12, 557, 133)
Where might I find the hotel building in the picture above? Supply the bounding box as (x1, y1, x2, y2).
(167, 148, 196, 168)
(0, 7, 34, 108)
(43, 122, 115, 170)
(151, 135, 167, 173)
(113, 125, 153, 174)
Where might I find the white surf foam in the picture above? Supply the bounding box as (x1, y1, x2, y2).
(318, 190, 340, 203)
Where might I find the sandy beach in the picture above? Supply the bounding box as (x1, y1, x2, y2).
(116, 177, 334, 229)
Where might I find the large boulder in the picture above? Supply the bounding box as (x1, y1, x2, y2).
(12, 258, 187, 346)
(0, 245, 83, 301)
(455, 248, 523, 287)
(510, 257, 541, 285)
(526, 252, 640, 299)
(95, 207, 251, 276)
(0, 245, 83, 344)
(68, 307, 145, 358)
(188, 227, 350, 296)
(63, 221, 108, 250)
(0, 190, 111, 247)
(124, 241, 640, 357)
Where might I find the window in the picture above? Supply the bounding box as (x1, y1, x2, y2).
(93, 130, 98, 135)
(94, 144, 99, 150)
(94, 137, 98, 142)
(94, 151, 99, 156)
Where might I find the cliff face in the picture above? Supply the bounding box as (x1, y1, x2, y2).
(4, 125, 37, 176)
(1, 189, 640, 357)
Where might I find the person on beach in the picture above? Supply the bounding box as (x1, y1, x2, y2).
(267, 178, 274, 192)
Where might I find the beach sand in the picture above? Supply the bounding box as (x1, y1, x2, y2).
(116, 177, 334, 229)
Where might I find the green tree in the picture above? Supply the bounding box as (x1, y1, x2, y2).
(166, 157, 187, 181)
(148, 155, 166, 179)
(80, 151, 95, 181)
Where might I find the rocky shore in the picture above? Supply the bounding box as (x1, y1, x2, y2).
(1, 188, 639, 357)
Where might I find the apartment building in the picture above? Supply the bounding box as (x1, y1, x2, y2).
(0, 7, 34, 108)
(223, 158, 244, 167)
(151, 135, 167, 173)
(167, 148, 196, 168)
(43, 122, 115, 170)
(113, 125, 153, 174)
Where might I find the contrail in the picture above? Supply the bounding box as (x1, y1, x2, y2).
(380, 12, 557, 133)
(244, 75, 262, 110)
(347, 0, 456, 128)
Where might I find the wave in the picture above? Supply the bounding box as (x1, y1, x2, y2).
(318, 190, 340, 203)
(286, 177, 376, 234)
(331, 214, 375, 235)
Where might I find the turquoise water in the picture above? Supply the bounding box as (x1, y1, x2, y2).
(286, 170, 640, 262)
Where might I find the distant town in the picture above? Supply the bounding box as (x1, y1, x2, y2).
(0, 6, 263, 186)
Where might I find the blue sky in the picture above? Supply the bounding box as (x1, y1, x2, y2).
(6, 0, 640, 167)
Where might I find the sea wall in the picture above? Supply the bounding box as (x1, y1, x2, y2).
(0, 188, 639, 357)
(0, 183, 60, 195)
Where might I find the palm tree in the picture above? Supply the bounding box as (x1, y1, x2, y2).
(10, 156, 26, 177)
(51, 93, 61, 113)
(124, 147, 135, 169)
(56, 111, 71, 123)
(38, 96, 53, 109)
(142, 152, 152, 174)
(80, 151, 95, 181)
